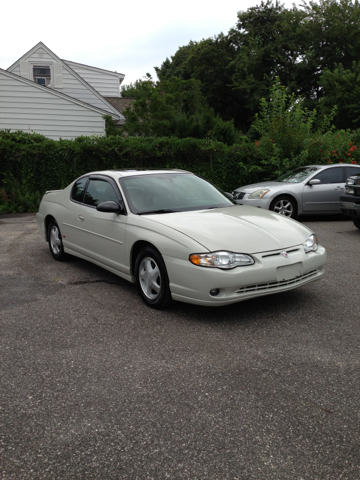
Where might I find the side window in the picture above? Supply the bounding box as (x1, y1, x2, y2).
(313, 168, 343, 184)
(71, 177, 88, 203)
(345, 166, 360, 178)
(84, 179, 119, 207)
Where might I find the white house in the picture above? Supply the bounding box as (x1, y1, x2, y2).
(0, 42, 126, 140)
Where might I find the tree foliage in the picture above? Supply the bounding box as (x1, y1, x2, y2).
(154, 0, 360, 132)
(121, 76, 237, 144)
(319, 61, 360, 129)
(155, 35, 241, 126)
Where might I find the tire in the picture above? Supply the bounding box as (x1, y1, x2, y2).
(270, 196, 297, 219)
(48, 220, 67, 261)
(134, 246, 172, 309)
(352, 217, 360, 230)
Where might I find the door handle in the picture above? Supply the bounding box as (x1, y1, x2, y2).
(78, 215, 84, 222)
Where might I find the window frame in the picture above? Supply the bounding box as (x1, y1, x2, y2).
(31, 62, 53, 87)
(312, 166, 345, 184)
(70, 174, 126, 213)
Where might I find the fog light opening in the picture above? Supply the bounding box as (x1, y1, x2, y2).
(210, 288, 220, 297)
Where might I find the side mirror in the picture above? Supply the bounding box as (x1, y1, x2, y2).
(224, 192, 233, 199)
(97, 201, 124, 214)
(308, 179, 321, 185)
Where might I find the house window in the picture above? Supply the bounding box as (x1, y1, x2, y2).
(33, 65, 51, 86)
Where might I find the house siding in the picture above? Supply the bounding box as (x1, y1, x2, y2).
(0, 71, 107, 140)
(64, 61, 123, 97)
(8, 46, 121, 117)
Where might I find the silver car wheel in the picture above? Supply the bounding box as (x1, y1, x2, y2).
(272, 199, 294, 216)
(50, 225, 62, 255)
(139, 256, 162, 300)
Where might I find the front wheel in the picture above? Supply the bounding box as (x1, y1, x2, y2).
(134, 247, 172, 309)
(48, 220, 67, 261)
(270, 196, 297, 219)
(352, 217, 360, 230)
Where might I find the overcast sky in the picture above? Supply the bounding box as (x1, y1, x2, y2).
(1, 0, 298, 87)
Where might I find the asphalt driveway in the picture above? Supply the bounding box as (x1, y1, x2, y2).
(1, 213, 359, 479)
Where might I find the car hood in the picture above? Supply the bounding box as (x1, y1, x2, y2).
(233, 181, 286, 193)
(147, 205, 312, 253)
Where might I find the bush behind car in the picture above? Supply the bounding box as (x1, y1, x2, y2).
(1, 130, 359, 213)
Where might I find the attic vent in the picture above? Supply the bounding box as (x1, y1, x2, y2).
(33, 65, 51, 86)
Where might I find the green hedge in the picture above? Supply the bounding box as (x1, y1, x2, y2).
(1, 129, 359, 213)
(0, 131, 259, 195)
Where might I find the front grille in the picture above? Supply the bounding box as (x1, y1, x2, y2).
(262, 248, 300, 258)
(235, 269, 319, 294)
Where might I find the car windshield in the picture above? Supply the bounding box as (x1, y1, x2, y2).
(277, 167, 320, 183)
(119, 173, 235, 214)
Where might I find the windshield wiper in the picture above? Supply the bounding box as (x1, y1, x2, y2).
(138, 209, 175, 215)
(206, 205, 235, 210)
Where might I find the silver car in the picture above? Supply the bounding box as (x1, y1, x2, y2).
(232, 164, 360, 218)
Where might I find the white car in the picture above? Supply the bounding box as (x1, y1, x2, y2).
(36, 169, 327, 308)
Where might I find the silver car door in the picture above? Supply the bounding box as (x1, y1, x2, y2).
(302, 167, 344, 213)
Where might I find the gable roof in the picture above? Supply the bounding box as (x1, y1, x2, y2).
(0, 67, 122, 139)
(0, 67, 121, 118)
(63, 59, 125, 81)
(7, 42, 125, 121)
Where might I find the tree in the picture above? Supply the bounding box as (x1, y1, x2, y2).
(155, 35, 241, 127)
(295, 0, 360, 110)
(319, 61, 360, 129)
(251, 80, 318, 175)
(121, 76, 237, 144)
(228, 1, 308, 128)
(120, 74, 153, 98)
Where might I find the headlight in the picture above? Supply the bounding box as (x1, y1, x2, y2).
(249, 189, 270, 199)
(189, 251, 255, 269)
(303, 234, 318, 253)
(346, 179, 355, 185)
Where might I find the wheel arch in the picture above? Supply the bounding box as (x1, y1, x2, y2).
(130, 240, 161, 277)
(44, 215, 56, 241)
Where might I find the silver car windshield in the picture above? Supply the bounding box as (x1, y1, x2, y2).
(277, 167, 320, 183)
(120, 173, 235, 214)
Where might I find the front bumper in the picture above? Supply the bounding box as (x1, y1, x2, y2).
(234, 197, 272, 210)
(340, 198, 360, 218)
(164, 245, 326, 306)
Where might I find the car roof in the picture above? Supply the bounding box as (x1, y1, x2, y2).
(85, 169, 191, 179)
(305, 164, 360, 168)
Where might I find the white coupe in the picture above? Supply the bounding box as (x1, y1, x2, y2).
(36, 169, 327, 308)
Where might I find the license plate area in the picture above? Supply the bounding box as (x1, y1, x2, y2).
(276, 262, 303, 281)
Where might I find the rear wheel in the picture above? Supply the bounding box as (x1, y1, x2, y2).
(270, 196, 297, 219)
(48, 220, 67, 261)
(135, 247, 172, 309)
(352, 217, 360, 230)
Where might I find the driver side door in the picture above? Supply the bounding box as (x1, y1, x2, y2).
(65, 175, 128, 274)
(302, 167, 345, 213)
